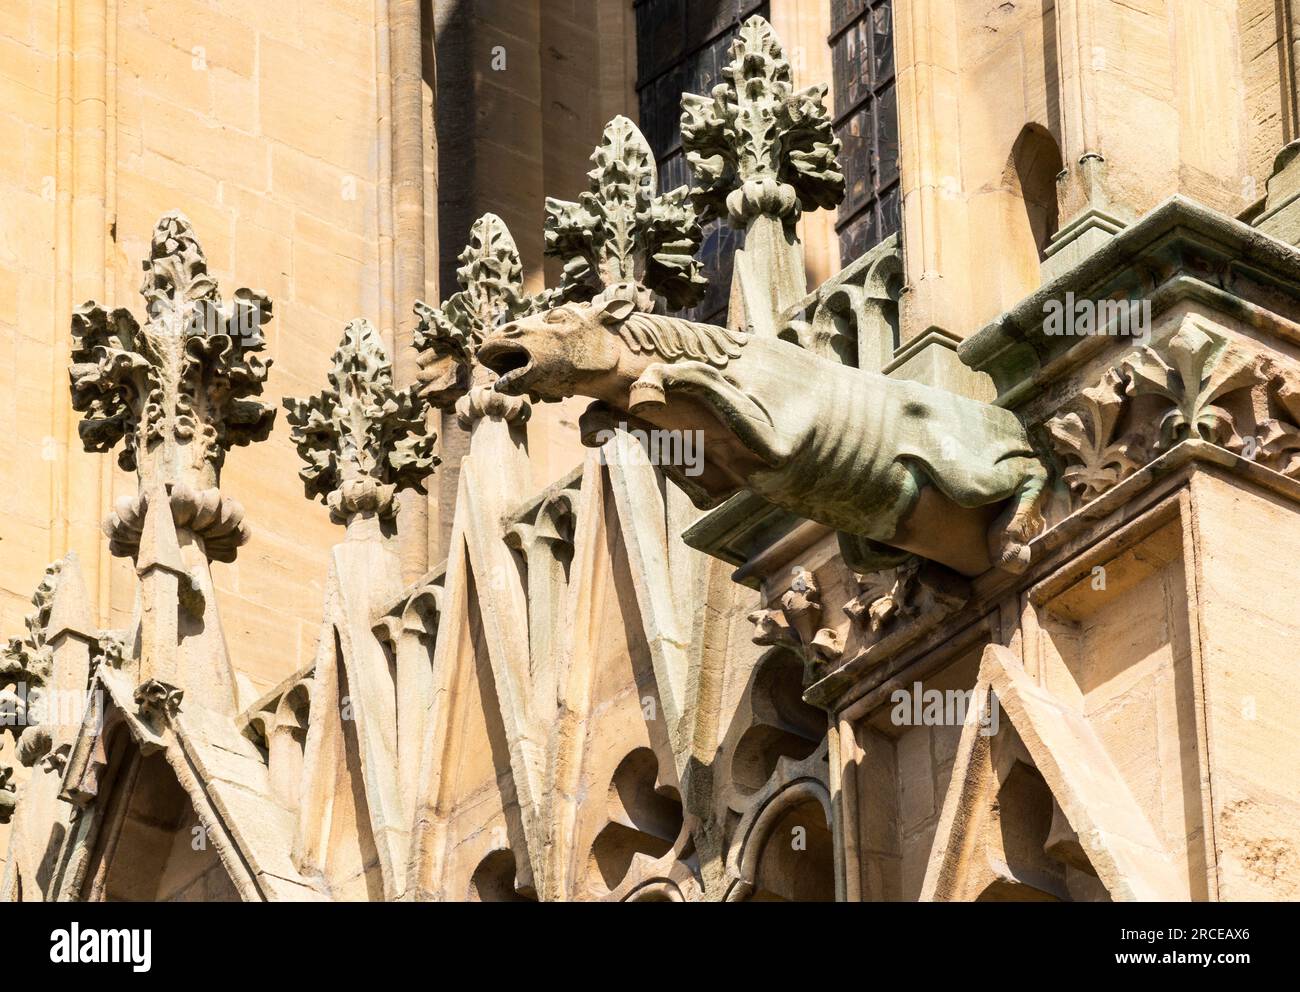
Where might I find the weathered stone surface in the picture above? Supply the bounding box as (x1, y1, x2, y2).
(544, 116, 706, 311)
(480, 298, 1048, 575)
(2, 0, 1300, 911)
(70, 212, 274, 493)
(413, 212, 548, 424)
(681, 14, 842, 228)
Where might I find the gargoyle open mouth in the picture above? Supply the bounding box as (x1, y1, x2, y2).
(478, 340, 534, 394)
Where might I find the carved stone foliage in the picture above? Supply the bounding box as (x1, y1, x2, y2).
(134, 678, 184, 721)
(1045, 369, 1146, 503)
(283, 319, 438, 525)
(70, 212, 274, 489)
(0, 768, 14, 824)
(748, 568, 843, 679)
(91, 630, 129, 675)
(413, 213, 549, 424)
(545, 115, 706, 310)
(1258, 375, 1300, 476)
(680, 15, 843, 227)
(1046, 320, 1293, 510)
(843, 560, 969, 650)
(1122, 320, 1264, 450)
(0, 562, 59, 787)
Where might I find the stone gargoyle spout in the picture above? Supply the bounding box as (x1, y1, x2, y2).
(478, 294, 1048, 576)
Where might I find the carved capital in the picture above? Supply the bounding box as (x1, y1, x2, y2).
(681, 15, 843, 228)
(545, 116, 707, 309)
(453, 383, 532, 430)
(104, 483, 249, 562)
(283, 319, 438, 526)
(70, 212, 274, 492)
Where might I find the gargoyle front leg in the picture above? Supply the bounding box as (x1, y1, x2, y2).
(629, 361, 789, 468)
(988, 456, 1049, 572)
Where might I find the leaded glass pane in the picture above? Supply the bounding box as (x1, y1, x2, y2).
(831, 0, 869, 35)
(831, 18, 872, 109)
(876, 84, 898, 186)
(635, 0, 770, 323)
(838, 210, 878, 265)
(872, 2, 894, 82)
(831, 0, 898, 265)
(837, 106, 874, 217)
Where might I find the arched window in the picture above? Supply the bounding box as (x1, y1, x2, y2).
(830, 0, 899, 264)
(634, 0, 770, 324)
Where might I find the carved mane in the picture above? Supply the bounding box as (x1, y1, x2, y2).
(614, 312, 749, 368)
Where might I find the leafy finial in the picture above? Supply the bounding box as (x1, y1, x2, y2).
(0, 561, 67, 786)
(69, 212, 275, 489)
(413, 213, 553, 412)
(283, 319, 438, 525)
(681, 15, 843, 227)
(545, 115, 706, 310)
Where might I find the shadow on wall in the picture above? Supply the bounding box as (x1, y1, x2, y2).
(1005, 123, 1065, 263)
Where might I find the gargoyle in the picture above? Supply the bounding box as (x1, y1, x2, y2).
(478, 293, 1048, 575)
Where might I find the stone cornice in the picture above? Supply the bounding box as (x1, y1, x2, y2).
(960, 195, 1300, 405)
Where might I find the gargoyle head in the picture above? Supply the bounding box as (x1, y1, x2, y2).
(479, 296, 636, 403)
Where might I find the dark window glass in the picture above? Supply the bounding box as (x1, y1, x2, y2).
(830, 0, 869, 35)
(635, 0, 769, 325)
(831, 0, 899, 264)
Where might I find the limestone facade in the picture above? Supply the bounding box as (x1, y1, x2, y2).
(1, 0, 1299, 901)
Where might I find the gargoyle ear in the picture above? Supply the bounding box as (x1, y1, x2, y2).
(597, 296, 636, 325)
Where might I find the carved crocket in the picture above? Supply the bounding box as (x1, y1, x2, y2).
(478, 295, 1048, 575)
